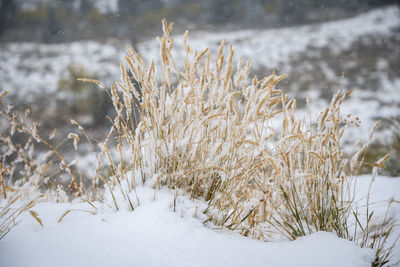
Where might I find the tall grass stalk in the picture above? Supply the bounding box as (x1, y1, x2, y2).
(91, 19, 396, 259)
(93, 20, 397, 264)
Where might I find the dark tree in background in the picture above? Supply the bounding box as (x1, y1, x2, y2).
(117, 0, 163, 45)
(119, 0, 163, 17)
(56, 0, 75, 13)
(79, 0, 94, 18)
(242, 0, 265, 25)
(206, 0, 241, 25)
(42, 6, 64, 43)
(137, 0, 163, 14)
(0, 0, 18, 35)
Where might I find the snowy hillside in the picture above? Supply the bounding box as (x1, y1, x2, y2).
(1, 6, 399, 143)
(2, 6, 398, 97)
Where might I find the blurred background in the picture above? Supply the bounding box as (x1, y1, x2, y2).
(0, 0, 399, 175)
(0, 0, 397, 41)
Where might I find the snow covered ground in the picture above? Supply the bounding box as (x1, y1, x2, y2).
(0, 175, 399, 267)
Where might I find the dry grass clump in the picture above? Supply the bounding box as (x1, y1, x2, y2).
(102, 19, 397, 259)
(0, 191, 44, 240)
(0, 90, 85, 238)
(0, 91, 52, 239)
(106, 20, 288, 220)
(0, 90, 83, 199)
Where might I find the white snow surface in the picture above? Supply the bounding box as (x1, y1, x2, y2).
(1, 175, 400, 267)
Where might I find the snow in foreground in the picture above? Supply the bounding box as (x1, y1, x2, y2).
(1, 175, 399, 267)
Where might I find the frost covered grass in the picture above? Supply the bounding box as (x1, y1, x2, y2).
(0, 18, 399, 266)
(96, 20, 397, 264)
(0, 192, 44, 240)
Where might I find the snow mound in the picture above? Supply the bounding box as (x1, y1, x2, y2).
(0, 185, 377, 267)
